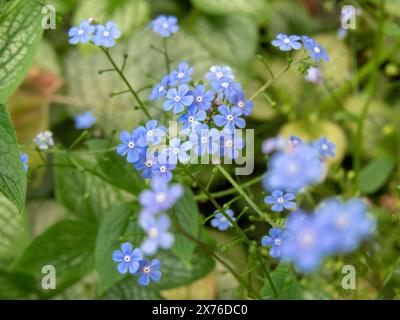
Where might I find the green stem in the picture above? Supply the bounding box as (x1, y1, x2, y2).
(163, 38, 170, 74)
(100, 47, 151, 119)
(216, 165, 276, 227)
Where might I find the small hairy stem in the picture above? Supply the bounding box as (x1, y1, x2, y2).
(99, 47, 151, 119)
(216, 165, 276, 227)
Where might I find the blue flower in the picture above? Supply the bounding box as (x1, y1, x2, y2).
(93, 21, 121, 48)
(151, 162, 176, 183)
(221, 130, 244, 160)
(139, 214, 174, 255)
(134, 151, 158, 179)
(211, 209, 235, 231)
(265, 190, 296, 212)
(206, 65, 234, 83)
(169, 62, 194, 86)
(139, 181, 183, 214)
(315, 198, 376, 254)
(74, 111, 96, 129)
(271, 34, 302, 51)
(313, 137, 335, 159)
(164, 84, 194, 114)
(210, 77, 242, 100)
(191, 84, 214, 110)
(301, 36, 329, 62)
(116, 128, 147, 163)
(261, 227, 287, 259)
(149, 75, 169, 100)
(229, 91, 253, 116)
(20, 153, 28, 172)
(149, 15, 179, 38)
(160, 138, 192, 164)
(280, 211, 331, 273)
(263, 144, 324, 193)
(178, 105, 206, 130)
(34, 131, 54, 150)
(213, 105, 246, 131)
(112, 242, 143, 274)
(189, 125, 220, 156)
(305, 67, 323, 84)
(68, 20, 95, 45)
(137, 259, 162, 286)
(140, 120, 167, 146)
(290, 135, 303, 146)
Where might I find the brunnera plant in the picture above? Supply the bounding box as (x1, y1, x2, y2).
(0, 7, 387, 300)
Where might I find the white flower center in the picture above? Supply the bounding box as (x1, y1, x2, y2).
(274, 238, 282, 246)
(159, 165, 167, 173)
(336, 215, 348, 228)
(145, 159, 153, 168)
(147, 130, 154, 137)
(149, 227, 159, 239)
(221, 82, 229, 88)
(196, 96, 203, 102)
(158, 86, 164, 93)
(313, 46, 320, 53)
(238, 101, 245, 108)
(283, 38, 290, 44)
(277, 197, 285, 203)
(188, 116, 195, 123)
(143, 266, 151, 274)
(321, 143, 328, 150)
(226, 139, 233, 148)
(162, 23, 169, 29)
(201, 137, 208, 144)
(226, 114, 234, 121)
(177, 72, 185, 79)
(173, 147, 180, 154)
(220, 216, 227, 223)
(124, 256, 131, 262)
(288, 162, 299, 174)
(300, 232, 315, 247)
(128, 142, 135, 149)
(155, 192, 167, 203)
(103, 31, 110, 37)
(78, 29, 84, 35)
(174, 96, 181, 102)
(216, 72, 224, 78)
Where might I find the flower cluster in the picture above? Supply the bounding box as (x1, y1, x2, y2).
(271, 34, 329, 62)
(263, 136, 335, 193)
(112, 243, 161, 286)
(34, 131, 54, 150)
(261, 198, 376, 272)
(68, 20, 121, 47)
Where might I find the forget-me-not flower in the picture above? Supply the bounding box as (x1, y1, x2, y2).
(205, 66, 234, 83)
(139, 181, 183, 214)
(151, 162, 176, 183)
(134, 151, 158, 179)
(213, 105, 246, 132)
(34, 131, 54, 150)
(140, 120, 167, 146)
(211, 209, 235, 231)
(313, 137, 335, 159)
(137, 259, 162, 286)
(93, 21, 121, 47)
(191, 84, 214, 110)
(149, 15, 179, 38)
(74, 111, 96, 129)
(210, 77, 242, 100)
(149, 75, 169, 100)
(116, 128, 147, 163)
(229, 91, 253, 116)
(261, 227, 287, 259)
(139, 214, 174, 255)
(301, 36, 329, 62)
(68, 20, 95, 45)
(221, 131, 245, 160)
(164, 84, 194, 114)
(169, 62, 194, 86)
(161, 138, 192, 164)
(265, 190, 296, 212)
(112, 242, 143, 274)
(21, 153, 28, 172)
(178, 105, 206, 130)
(189, 125, 220, 156)
(271, 34, 302, 51)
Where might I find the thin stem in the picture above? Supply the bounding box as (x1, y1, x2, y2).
(163, 38, 170, 74)
(99, 47, 151, 119)
(68, 130, 89, 151)
(216, 165, 276, 227)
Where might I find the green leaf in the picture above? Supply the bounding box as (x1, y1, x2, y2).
(54, 152, 124, 222)
(0, 0, 44, 103)
(260, 265, 303, 299)
(102, 278, 163, 300)
(86, 139, 145, 195)
(0, 268, 37, 299)
(0, 194, 28, 259)
(95, 202, 143, 294)
(13, 219, 97, 294)
(358, 155, 395, 195)
(191, 0, 267, 19)
(0, 105, 26, 213)
(171, 186, 199, 266)
(188, 15, 258, 66)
